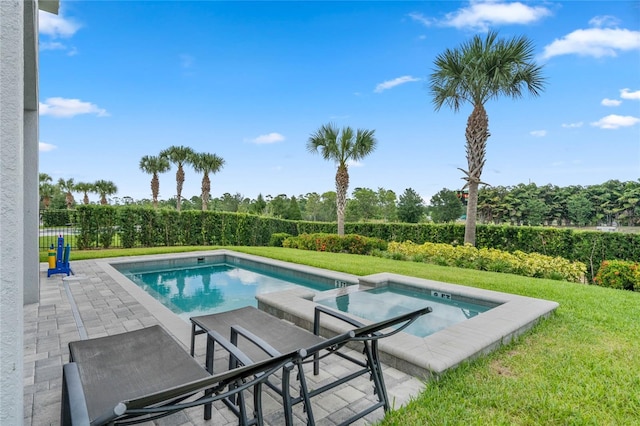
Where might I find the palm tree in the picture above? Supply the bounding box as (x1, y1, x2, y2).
(94, 180, 118, 205)
(430, 31, 545, 245)
(39, 173, 54, 209)
(139, 155, 171, 209)
(75, 182, 96, 205)
(307, 123, 377, 236)
(191, 152, 225, 211)
(57, 178, 76, 209)
(160, 146, 195, 212)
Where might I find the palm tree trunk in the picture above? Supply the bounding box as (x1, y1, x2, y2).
(464, 103, 490, 246)
(202, 174, 210, 211)
(176, 165, 184, 212)
(464, 182, 480, 245)
(335, 165, 349, 236)
(151, 173, 159, 209)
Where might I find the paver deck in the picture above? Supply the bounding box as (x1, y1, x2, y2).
(24, 258, 426, 425)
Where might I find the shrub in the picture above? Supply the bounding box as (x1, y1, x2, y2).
(41, 209, 74, 227)
(593, 260, 639, 291)
(269, 232, 292, 247)
(283, 233, 387, 255)
(382, 241, 586, 283)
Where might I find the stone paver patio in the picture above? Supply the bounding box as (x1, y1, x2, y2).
(23, 258, 426, 425)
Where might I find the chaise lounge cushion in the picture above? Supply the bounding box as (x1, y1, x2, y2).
(68, 325, 209, 422)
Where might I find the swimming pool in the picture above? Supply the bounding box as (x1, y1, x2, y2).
(315, 285, 494, 338)
(113, 253, 357, 320)
(103, 250, 559, 379)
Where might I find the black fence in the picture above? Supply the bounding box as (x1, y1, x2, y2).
(39, 209, 122, 251)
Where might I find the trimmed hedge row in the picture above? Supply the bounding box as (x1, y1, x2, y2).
(73, 205, 298, 249)
(58, 206, 639, 281)
(383, 241, 587, 283)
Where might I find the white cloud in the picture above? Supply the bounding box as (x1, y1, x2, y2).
(589, 15, 621, 28)
(39, 41, 66, 51)
(39, 97, 109, 118)
(38, 10, 80, 38)
(530, 130, 547, 137)
(408, 12, 435, 27)
(601, 98, 622, 107)
(374, 76, 420, 93)
(542, 27, 640, 59)
(562, 122, 584, 128)
(39, 142, 57, 152)
(442, 1, 552, 31)
(620, 88, 640, 100)
(590, 114, 640, 129)
(249, 133, 285, 144)
(348, 160, 363, 168)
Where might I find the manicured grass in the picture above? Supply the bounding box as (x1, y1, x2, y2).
(55, 246, 640, 424)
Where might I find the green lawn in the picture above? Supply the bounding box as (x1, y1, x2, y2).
(54, 246, 640, 424)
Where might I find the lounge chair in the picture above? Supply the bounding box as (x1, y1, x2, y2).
(60, 325, 305, 426)
(190, 305, 432, 425)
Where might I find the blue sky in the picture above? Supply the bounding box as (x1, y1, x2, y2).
(38, 1, 640, 205)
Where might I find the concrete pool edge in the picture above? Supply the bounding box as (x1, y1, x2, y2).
(97, 249, 559, 380)
(258, 272, 559, 380)
(95, 249, 361, 346)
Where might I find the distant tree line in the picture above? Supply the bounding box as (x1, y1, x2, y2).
(39, 177, 640, 228)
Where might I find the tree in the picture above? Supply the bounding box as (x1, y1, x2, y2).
(217, 192, 244, 212)
(287, 196, 303, 220)
(57, 178, 76, 209)
(251, 193, 267, 215)
(160, 145, 195, 212)
(191, 152, 225, 211)
(75, 182, 96, 205)
(39, 173, 55, 209)
(377, 188, 397, 222)
(94, 180, 118, 205)
(567, 193, 594, 227)
(430, 31, 545, 245)
(346, 187, 378, 222)
(397, 188, 425, 223)
(319, 191, 337, 222)
(139, 155, 170, 209)
(307, 123, 377, 236)
(430, 188, 464, 223)
(268, 194, 290, 218)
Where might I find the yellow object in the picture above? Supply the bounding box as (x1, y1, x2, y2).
(48, 249, 56, 268)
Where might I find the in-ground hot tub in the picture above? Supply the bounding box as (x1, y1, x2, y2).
(257, 272, 559, 379)
(314, 284, 498, 338)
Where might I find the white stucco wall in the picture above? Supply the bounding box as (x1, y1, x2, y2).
(0, 1, 26, 422)
(24, 0, 40, 305)
(0, 1, 39, 423)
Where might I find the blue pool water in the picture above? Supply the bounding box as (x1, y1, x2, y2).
(316, 286, 494, 338)
(120, 262, 333, 320)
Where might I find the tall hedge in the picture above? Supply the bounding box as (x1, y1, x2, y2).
(70, 205, 640, 280)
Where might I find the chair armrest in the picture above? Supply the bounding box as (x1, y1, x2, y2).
(61, 363, 91, 426)
(206, 329, 254, 368)
(230, 325, 282, 358)
(313, 305, 364, 336)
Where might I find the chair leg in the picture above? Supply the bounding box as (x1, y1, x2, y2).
(253, 382, 264, 426)
(281, 364, 297, 426)
(363, 341, 389, 411)
(204, 334, 216, 419)
(295, 361, 316, 426)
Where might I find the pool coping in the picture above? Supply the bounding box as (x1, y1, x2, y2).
(98, 250, 559, 380)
